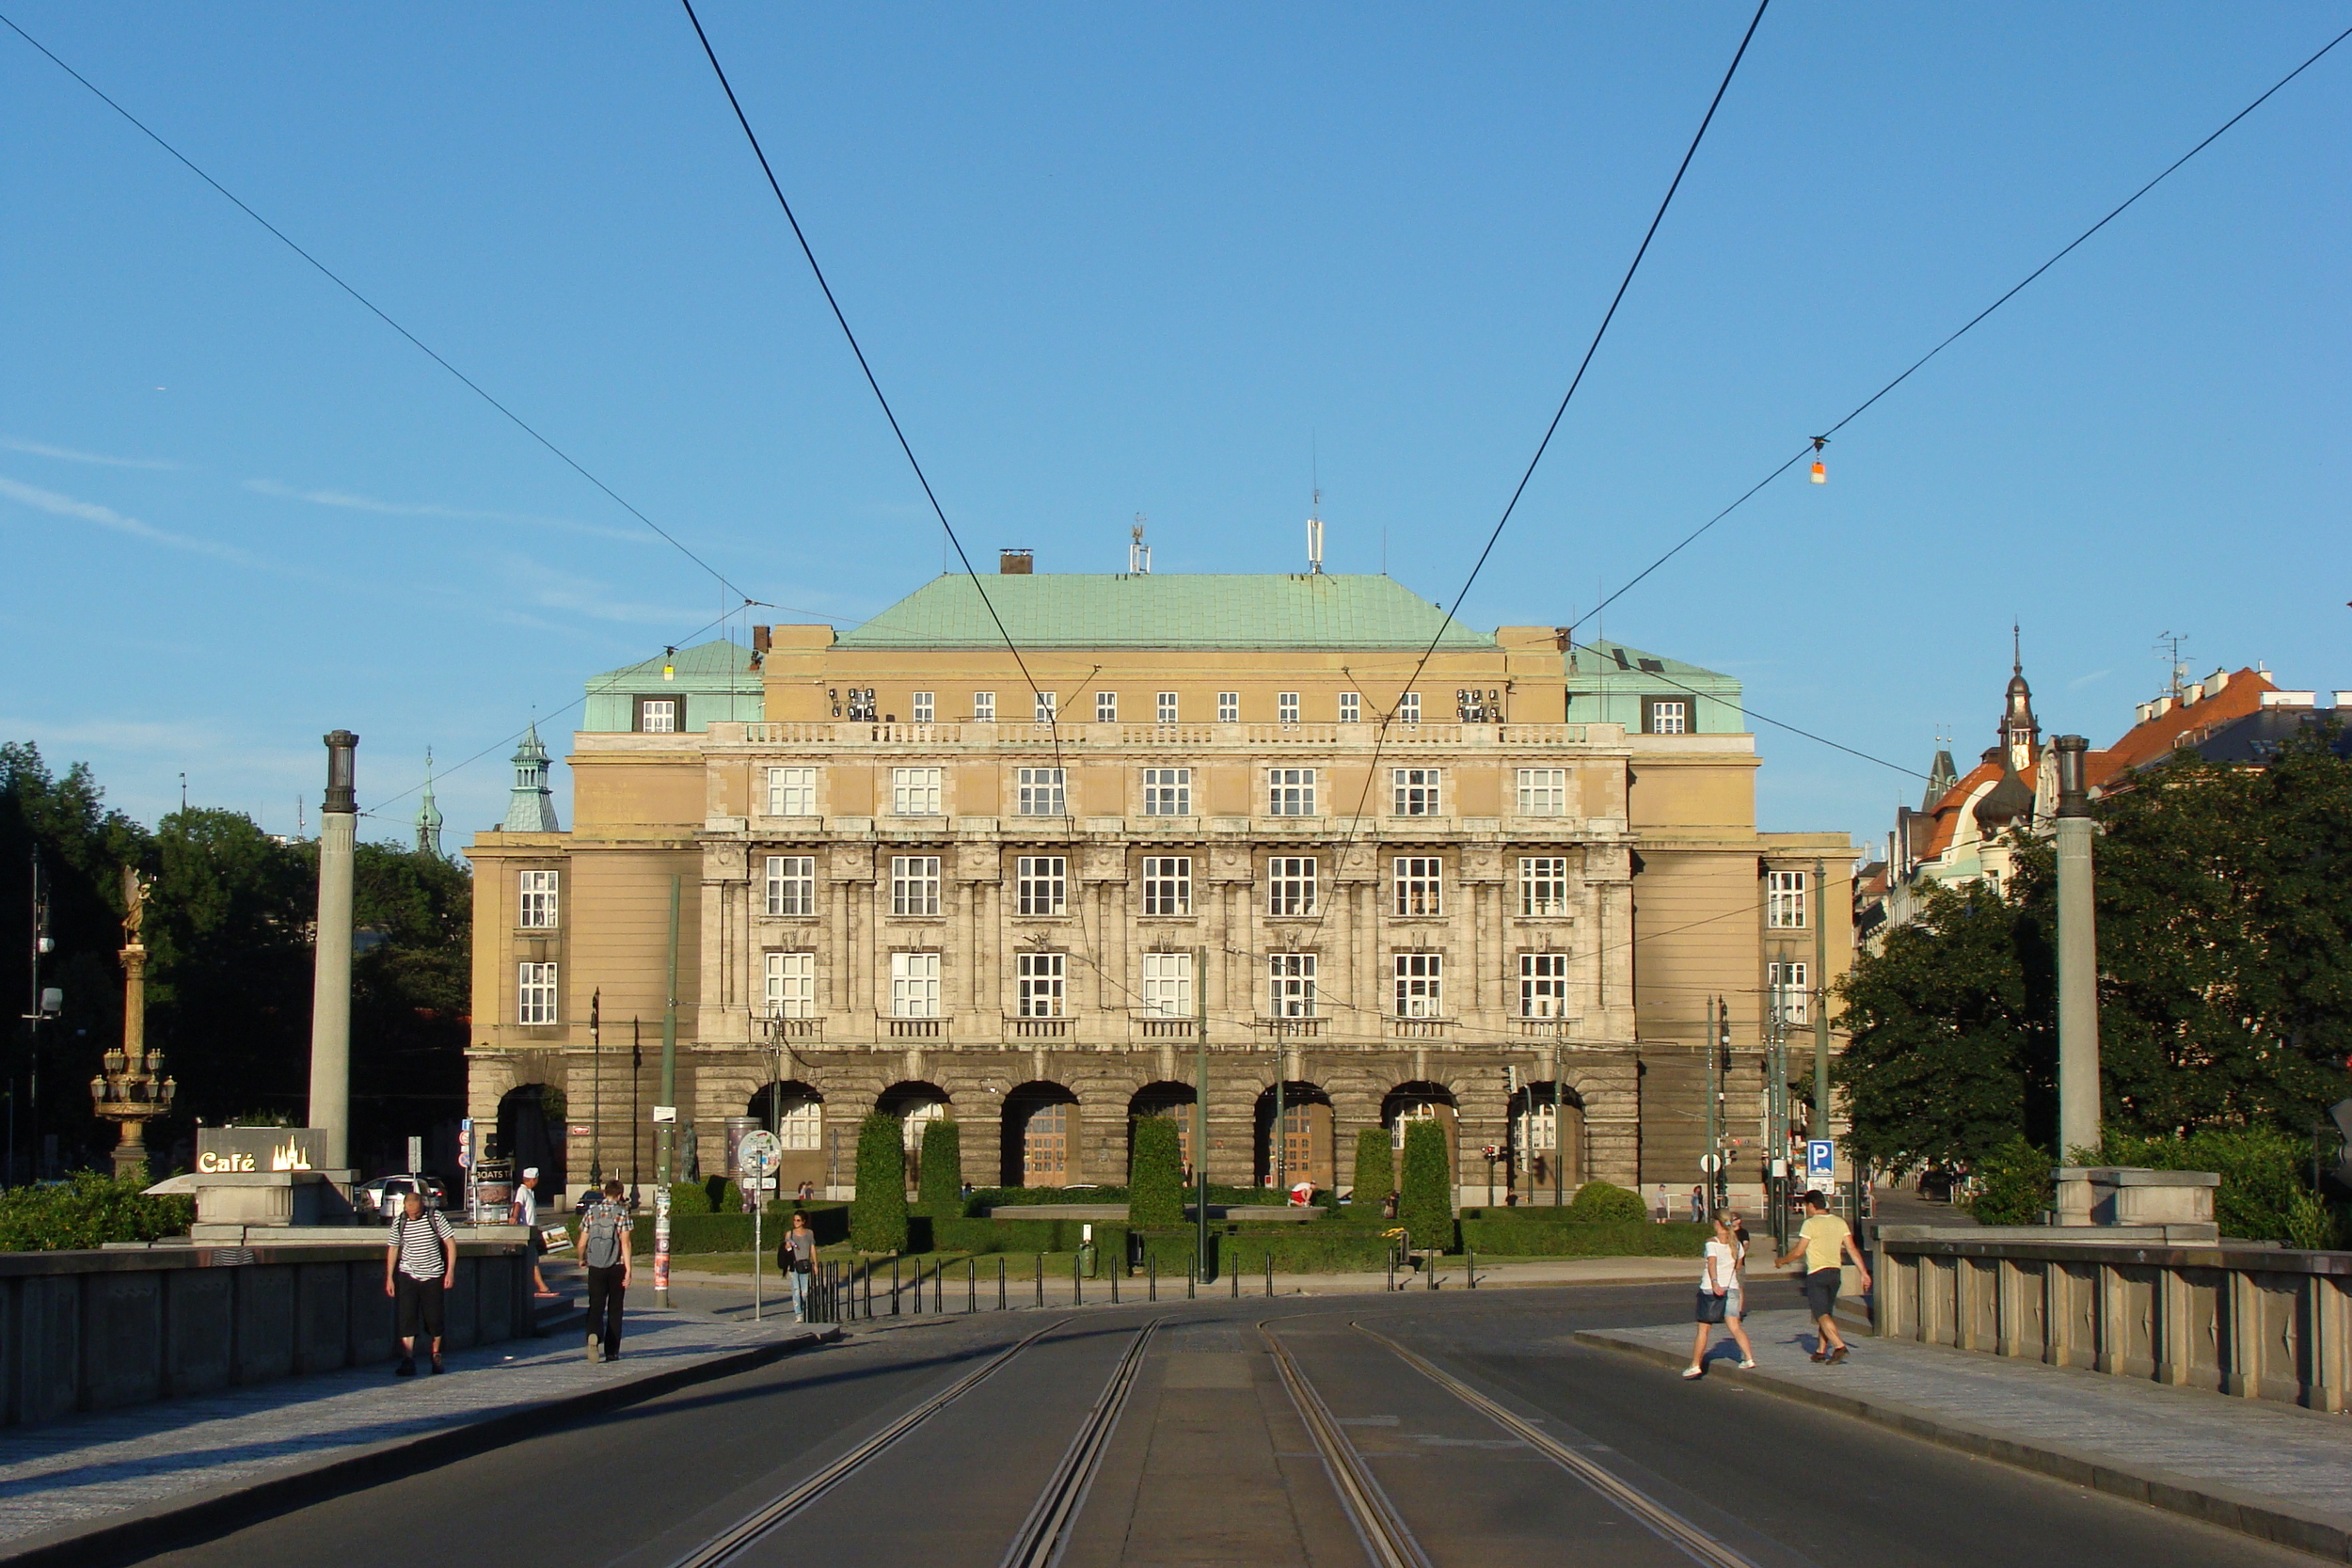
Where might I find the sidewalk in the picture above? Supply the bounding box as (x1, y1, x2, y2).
(0, 1307, 834, 1565)
(1582, 1308, 2352, 1561)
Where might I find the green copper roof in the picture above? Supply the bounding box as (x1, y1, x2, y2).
(581, 639, 764, 733)
(591, 639, 762, 683)
(836, 573, 1496, 651)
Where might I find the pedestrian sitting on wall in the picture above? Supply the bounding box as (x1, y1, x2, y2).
(385, 1190, 457, 1377)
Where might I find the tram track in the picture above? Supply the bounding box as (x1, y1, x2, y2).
(1261, 1323, 1434, 1568)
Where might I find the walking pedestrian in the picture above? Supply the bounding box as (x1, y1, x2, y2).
(779, 1210, 817, 1322)
(384, 1190, 457, 1376)
(1689, 1184, 1706, 1224)
(512, 1167, 556, 1298)
(796, 1180, 815, 1205)
(1776, 1189, 1871, 1362)
(1654, 1183, 1670, 1223)
(579, 1179, 632, 1362)
(1682, 1212, 1756, 1377)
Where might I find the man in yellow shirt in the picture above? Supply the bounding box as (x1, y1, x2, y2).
(1776, 1189, 1870, 1362)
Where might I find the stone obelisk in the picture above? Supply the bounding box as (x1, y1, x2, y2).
(308, 731, 358, 1176)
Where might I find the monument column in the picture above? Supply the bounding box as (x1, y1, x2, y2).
(308, 731, 358, 1175)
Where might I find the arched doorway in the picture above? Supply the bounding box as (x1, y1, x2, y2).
(496, 1084, 565, 1196)
(1507, 1082, 1586, 1203)
(1127, 1082, 1198, 1181)
(747, 1081, 826, 1196)
(1001, 1082, 1077, 1187)
(1253, 1081, 1334, 1193)
(879, 1082, 952, 1193)
(1380, 1082, 1457, 1186)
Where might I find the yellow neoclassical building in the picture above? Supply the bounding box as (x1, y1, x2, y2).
(467, 562, 1850, 1202)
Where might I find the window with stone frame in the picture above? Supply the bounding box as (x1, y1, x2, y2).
(1016, 951, 1066, 1017)
(1015, 855, 1068, 916)
(1095, 691, 1118, 722)
(1519, 856, 1571, 917)
(1767, 959, 1810, 1025)
(1515, 768, 1566, 816)
(517, 961, 559, 1024)
(517, 869, 559, 929)
(1519, 951, 1569, 1018)
(1140, 768, 1191, 816)
(1266, 856, 1318, 917)
(1392, 857, 1443, 917)
(890, 855, 943, 916)
(890, 767, 942, 816)
(1015, 767, 1067, 816)
(764, 855, 817, 916)
(1141, 856, 1192, 916)
(1339, 691, 1361, 722)
(1393, 952, 1443, 1016)
(763, 950, 815, 1018)
(1156, 691, 1179, 723)
(1266, 768, 1316, 816)
(889, 951, 941, 1017)
(1140, 951, 1192, 1016)
(1391, 768, 1441, 816)
(1217, 691, 1239, 722)
(1766, 869, 1808, 929)
(1267, 952, 1317, 1017)
(766, 767, 818, 816)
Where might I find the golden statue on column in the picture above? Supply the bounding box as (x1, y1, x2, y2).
(91, 866, 175, 1179)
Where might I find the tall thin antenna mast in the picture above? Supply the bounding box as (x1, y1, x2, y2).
(1305, 490, 1324, 574)
(2153, 630, 2189, 700)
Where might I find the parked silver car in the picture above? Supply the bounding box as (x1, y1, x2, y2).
(356, 1174, 448, 1222)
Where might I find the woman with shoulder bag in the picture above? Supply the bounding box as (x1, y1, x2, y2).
(1684, 1212, 1757, 1378)
(778, 1211, 818, 1323)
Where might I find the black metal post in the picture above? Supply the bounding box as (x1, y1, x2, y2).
(1468, 1248, 1476, 1288)
(1073, 1251, 1082, 1306)
(1035, 1252, 1043, 1307)
(1264, 1252, 1273, 1298)
(1149, 1254, 1157, 1301)
(892, 1256, 901, 1316)
(997, 1255, 1007, 1310)
(967, 1257, 976, 1313)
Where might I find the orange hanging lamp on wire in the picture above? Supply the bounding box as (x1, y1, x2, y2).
(1809, 436, 1829, 484)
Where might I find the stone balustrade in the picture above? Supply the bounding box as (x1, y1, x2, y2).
(1874, 1227, 2352, 1412)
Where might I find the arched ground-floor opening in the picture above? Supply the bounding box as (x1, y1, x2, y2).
(1001, 1081, 1077, 1187)
(1507, 1082, 1587, 1202)
(746, 1080, 828, 1197)
(1380, 1081, 1457, 1185)
(879, 1081, 952, 1193)
(1253, 1081, 1334, 1193)
(495, 1084, 565, 1200)
(1126, 1081, 1198, 1180)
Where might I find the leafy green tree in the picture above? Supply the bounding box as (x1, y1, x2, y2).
(918, 1117, 964, 1219)
(349, 843, 471, 1171)
(1966, 1134, 2054, 1225)
(850, 1113, 909, 1253)
(1352, 1126, 1392, 1205)
(1835, 881, 2055, 1171)
(1128, 1117, 1184, 1225)
(0, 1170, 192, 1250)
(1397, 1119, 1453, 1252)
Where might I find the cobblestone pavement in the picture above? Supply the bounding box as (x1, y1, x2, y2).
(0, 1308, 818, 1547)
(1589, 1308, 2352, 1528)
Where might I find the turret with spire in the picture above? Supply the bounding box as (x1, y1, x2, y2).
(414, 747, 444, 857)
(501, 721, 561, 832)
(1975, 626, 2039, 836)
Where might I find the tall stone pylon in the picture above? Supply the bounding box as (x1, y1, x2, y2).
(308, 731, 358, 1175)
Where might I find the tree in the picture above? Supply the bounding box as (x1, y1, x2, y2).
(1128, 1117, 1184, 1225)
(917, 1117, 964, 1219)
(1396, 1119, 1453, 1252)
(850, 1113, 908, 1253)
(1352, 1126, 1392, 1205)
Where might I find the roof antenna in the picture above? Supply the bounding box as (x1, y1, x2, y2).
(1306, 489, 1324, 574)
(1129, 514, 1151, 574)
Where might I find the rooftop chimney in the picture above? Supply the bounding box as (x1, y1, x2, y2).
(752, 625, 771, 654)
(1000, 549, 1033, 575)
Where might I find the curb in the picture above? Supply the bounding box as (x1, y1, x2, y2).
(1575, 1328, 2352, 1563)
(0, 1324, 841, 1568)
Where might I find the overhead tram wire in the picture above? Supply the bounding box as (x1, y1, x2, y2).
(0, 12, 757, 608)
(1571, 18, 2352, 642)
(1290, 0, 1770, 966)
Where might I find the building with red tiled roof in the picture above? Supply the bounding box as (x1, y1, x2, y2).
(2083, 666, 2278, 788)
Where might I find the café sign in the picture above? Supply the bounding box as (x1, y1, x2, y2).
(197, 1127, 325, 1174)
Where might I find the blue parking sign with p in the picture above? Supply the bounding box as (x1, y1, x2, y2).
(1807, 1140, 1835, 1179)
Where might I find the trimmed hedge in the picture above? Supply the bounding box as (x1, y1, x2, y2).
(1352, 1127, 1393, 1205)
(0, 1171, 192, 1250)
(1457, 1219, 1710, 1258)
(961, 1183, 1288, 1215)
(1568, 1180, 1647, 1225)
(850, 1113, 909, 1253)
(917, 1119, 963, 1220)
(1129, 1118, 1184, 1226)
(1218, 1227, 1396, 1275)
(1397, 1120, 1452, 1250)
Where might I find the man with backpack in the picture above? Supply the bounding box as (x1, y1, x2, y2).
(384, 1189, 457, 1376)
(579, 1179, 633, 1362)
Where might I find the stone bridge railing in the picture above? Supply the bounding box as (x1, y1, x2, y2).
(1874, 1227, 2351, 1413)
(0, 1238, 530, 1428)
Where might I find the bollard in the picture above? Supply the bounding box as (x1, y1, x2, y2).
(1187, 1250, 1196, 1299)
(893, 1256, 902, 1316)
(1149, 1255, 1157, 1301)
(1035, 1252, 1044, 1308)
(967, 1257, 977, 1313)
(934, 1264, 944, 1313)
(1265, 1252, 1274, 1298)
(911, 1261, 922, 1315)
(1426, 1251, 1437, 1290)
(1073, 1251, 1083, 1307)
(864, 1264, 873, 1319)
(998, 1255, 1007, 1310)
(1231, 1259, 1239, 1298)
(1468, 1248, 1476, 1289)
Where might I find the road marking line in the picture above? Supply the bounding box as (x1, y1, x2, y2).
(1263, 1323, 1435, 1568)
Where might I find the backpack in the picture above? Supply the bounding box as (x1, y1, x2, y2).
(581, 1201, 627, 1268)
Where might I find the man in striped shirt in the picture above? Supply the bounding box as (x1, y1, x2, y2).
(384, 1190, 458, 1376)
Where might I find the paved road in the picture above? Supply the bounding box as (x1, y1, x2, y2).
(122, 1285, 2312, 1568)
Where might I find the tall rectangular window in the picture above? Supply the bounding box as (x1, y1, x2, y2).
(1267, 856, 1318, 917)
(1268, 953, 1317, 1017)
(1768, 959, 1810, 1025)
(1766, 870, 1808, 929)
(517, 870, 559, 929)
(766, 767, 817, 816)
(764, 855, 817, 916)
(1515, 768, 1566, 816)
(1391, 768, 1441, 816)
(763, 951, 815, 1018)
(890, 855, 942, 916)
(1519, 856, 1570, 917)
(1394, 953, 1443, 1017)
(1015, 768, 1067, 816)
(1339, 691, 1360, 723)
(775, 1096, 822, 1149)
(1141, 856, 1192, 915)
(517, 961, 559, 1024)
(1519, 952, 1569, 1018)
(1156, 692, 1179, 723)
(891, 768, 942, 816)
(1140, 951, 1192, 1016)
(1392, 857, 1443, 917)
(1217, 691, 1239, 722)
(1016, 951, 1066, 1017)
(1278, 692, 1300, 725)
(889, 951, 941, 1017)
(1035, 690, 1057, 723)
(1095, 691, 1118, 722)
(1140, 767, 1191, 816)
(973, 691, 995, 721)
(1397, 692, 1422, 725)
(911, 691, 934, 723)
(1015, 856, 1068, 916)
(1267, 768, 1316, 816)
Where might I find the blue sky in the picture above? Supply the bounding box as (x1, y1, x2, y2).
(3, 4, 2344, 847)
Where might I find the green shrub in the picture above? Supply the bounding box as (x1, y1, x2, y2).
(1457, 1219, 1710, 1258)
(1129, 1118, 1184, 1226)
(0, 1170, 194, 1250)
(1220, 1227, 1396, 1275)
(850, 1113, 909, 1253)
(2098, 1127, 2337, 1246)
(917, 1118, 964, 1220)
(1397, 1120, 1454, 1252)
(1568, 1180, 1645, 1225)
(668, 1181, 712, 1216)
(703, 1175, 743, 1213)
(1967, 1133, 2054, 1225)
(1352, 1127, 1392, 1205)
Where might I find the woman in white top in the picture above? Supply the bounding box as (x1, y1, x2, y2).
(1683, 1212, 1757, 1378)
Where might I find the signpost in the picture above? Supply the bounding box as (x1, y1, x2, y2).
(1807, 1139, 1835, 1194)
(739, 1130, 783, 1322)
